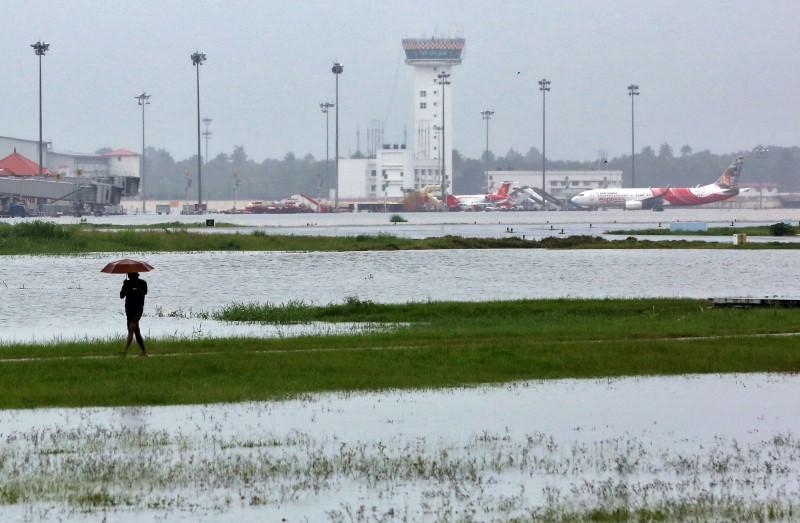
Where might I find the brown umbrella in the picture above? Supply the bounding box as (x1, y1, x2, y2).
(101, 258, 155, 274)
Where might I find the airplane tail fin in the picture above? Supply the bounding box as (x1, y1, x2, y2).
(715, 157, 744, 188)
(495, 181, 512, 197)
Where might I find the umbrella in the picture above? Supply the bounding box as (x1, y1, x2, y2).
(101, 258, 155, 274)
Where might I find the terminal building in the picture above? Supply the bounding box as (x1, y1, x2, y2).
(339, 37, 464, 201)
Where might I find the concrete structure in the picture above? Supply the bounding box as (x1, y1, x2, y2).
(487, 170, 623, 201)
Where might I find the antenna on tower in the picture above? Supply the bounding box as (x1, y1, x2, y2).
(356, 125, 361, 155)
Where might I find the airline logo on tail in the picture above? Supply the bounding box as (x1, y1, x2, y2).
(715, 157, 743, 189)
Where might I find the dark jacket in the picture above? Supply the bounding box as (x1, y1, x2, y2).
(120, 278, 148, 312)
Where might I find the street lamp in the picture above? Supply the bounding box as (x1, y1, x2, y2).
(191, 50, 207, 211)
(320, 102, 334, 208)
(202, 117, 212, 167)
(31, 40, 50, 177)
(331, 62, 343, 209)
(628, 84, 640, 187)
(134, 92, 151, 213)
(538, 78, 551, 196)
(481, 109, 494, 193)
(437, 71, 451, 209)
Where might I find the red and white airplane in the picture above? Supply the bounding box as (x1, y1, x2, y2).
(447, 181, 514, 209)
(570, 157, 745, 210)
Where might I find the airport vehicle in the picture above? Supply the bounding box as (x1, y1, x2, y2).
(570, 157, 745, 211)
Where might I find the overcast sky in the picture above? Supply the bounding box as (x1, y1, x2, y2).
(3, 0, 798, 162)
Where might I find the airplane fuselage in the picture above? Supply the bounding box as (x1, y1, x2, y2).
(572, 184, 739, 209)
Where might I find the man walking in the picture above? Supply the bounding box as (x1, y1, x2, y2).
(120, 272, 148, 356)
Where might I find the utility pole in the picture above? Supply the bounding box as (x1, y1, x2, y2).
(481, 109, 494, 192)
(31, 41, 50, 176)
(628, 84, 640, 187)
(538, 78, 550, 196)
(437, 71, 451, 209)
(191, 50, 207, 211)
(135, 92, 151, 213)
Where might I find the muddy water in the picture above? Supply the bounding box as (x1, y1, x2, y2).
(1, 249, 798, 342)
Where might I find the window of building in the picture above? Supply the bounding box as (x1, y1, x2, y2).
(420, 90, 427, 98)
(420, 102, 427, 109)
(370, 170, 376, 177)
(370, 185, 376, 192)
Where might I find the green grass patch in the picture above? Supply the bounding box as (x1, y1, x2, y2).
(1, 298, 800, 409)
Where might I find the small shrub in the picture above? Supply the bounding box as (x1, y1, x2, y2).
(768, 222, 796, 236)
(389, 214, 408, 223)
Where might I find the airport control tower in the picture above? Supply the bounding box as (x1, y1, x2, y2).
(402, 37, 464, 189)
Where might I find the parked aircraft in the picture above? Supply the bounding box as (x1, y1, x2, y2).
(570, 157, 745, 210)
(451, 181, 514, 207)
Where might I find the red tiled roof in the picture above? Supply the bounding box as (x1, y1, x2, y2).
(0, 151, 50, 176)
(102, 148, 139, 157)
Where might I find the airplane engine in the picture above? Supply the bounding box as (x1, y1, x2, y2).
(624, 200, 643, 210)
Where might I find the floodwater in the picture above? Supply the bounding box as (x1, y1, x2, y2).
(1, 373, 799, 521)
(1, 249, 799, 342)
(3, 207, 800, 240)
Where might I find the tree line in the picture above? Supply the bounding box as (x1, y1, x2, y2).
(130, 143, 800, 200)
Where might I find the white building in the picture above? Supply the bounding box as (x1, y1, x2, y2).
(488, 170, 623, 200)
(338, 37, 464, 201)
(48, 148, 139, 179)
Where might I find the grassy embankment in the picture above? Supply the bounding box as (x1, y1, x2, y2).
(2, 221, 800, 255)
(1, 298, 800, 409)
(609, 222, 799, 236)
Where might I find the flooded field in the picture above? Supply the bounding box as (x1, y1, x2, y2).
(0, 373, 798, 521)
(3, 208, 800, 240)
(2, 249, 799, 342)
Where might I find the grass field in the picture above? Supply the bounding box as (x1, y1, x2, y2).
(1, 298, 800, 409)
(2, 220, 800, 255)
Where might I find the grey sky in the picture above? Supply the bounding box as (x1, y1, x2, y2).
(3, 0, 798, 163)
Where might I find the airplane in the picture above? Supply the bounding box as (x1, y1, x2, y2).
(570, 157, 746, 211)
(450, 181, 514, 208)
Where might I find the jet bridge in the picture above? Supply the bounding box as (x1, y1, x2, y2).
(0, 175, 139, 215)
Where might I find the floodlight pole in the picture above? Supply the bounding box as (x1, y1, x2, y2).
(437, 72, 451, 209)
(191, 50, 207, 210)
(320, 101, 334, 208)
(332, 62, 343, 209)
(481, 109, 494, 192)
(31, 41, 50, 177)
(538, 78, 550, 196)
(135, 92, 151, 213)
(628, 84, 640, 187)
